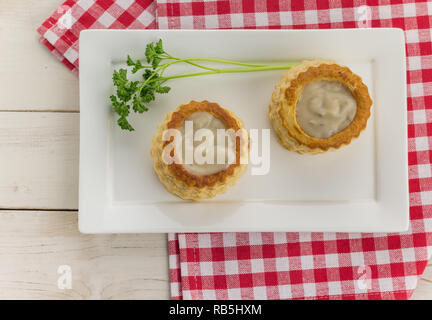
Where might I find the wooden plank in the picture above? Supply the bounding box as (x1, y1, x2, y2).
(0, 0, 79, 111)
(411, 263, 432, 300)
(0, 112, 79, 209)
(0, 210, 169, 299)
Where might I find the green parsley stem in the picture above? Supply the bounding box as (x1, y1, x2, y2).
(149, 64, 297, 82)
(166, 57, 219, 72)
(164, 54, 286, 68)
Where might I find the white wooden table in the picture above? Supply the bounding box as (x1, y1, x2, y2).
(0, 0, 430, 299)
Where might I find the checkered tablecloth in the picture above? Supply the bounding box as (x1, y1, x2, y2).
(38, 0, 432, 300)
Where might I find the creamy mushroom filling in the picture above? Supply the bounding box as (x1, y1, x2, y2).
(295, 80, 357, 138)
(178, 112, 236, 176)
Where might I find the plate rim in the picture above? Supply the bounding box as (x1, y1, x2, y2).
(78, 28, 408, 233)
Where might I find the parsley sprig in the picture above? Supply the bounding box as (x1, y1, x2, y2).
(110, 39, 296, 131)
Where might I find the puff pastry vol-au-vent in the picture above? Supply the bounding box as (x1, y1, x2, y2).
(269, 59, 373, 154)
(150, 100, 249, 201)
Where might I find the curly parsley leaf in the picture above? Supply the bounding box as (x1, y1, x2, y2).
(117, 116, 134, 131)
(155, 84, 171, 94)
(132, 95, 148, 114)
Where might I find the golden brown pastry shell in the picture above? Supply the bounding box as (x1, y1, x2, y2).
(150, 100, 248, 200)
(269, 60, 373, 154)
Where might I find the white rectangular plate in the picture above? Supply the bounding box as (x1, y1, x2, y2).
(79, 29, 408, 233)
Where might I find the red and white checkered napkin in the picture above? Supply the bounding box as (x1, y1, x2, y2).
(38, 0, 432, 300)
(161, 0, 432, 300)
(37, 0, 157, 75)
